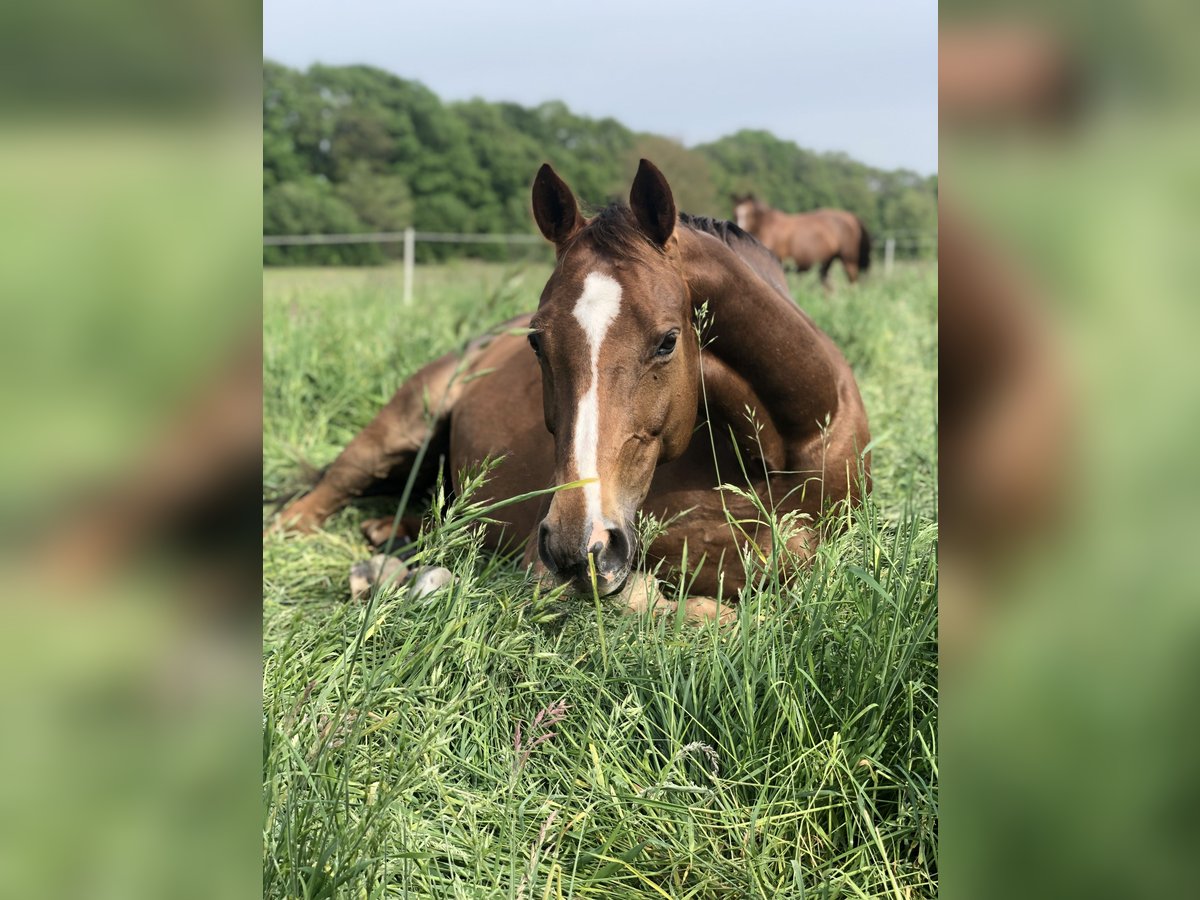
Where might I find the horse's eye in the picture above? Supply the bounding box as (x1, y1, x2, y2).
(528, 332, 542, 357)
(655, 332, 678, 358)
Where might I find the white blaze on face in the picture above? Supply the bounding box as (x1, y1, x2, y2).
(571, 271, 622, 547)
(735, 203, 751, 231)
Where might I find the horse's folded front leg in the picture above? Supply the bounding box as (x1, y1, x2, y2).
(619, 574, 737, 625)
(524, 537, 734, 624)
(628, 524, 815, 625)
(273, 417, 405, 533)
(272, 349, 463, 535)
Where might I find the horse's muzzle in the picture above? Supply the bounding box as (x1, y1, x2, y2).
(537, 519, 634, 597)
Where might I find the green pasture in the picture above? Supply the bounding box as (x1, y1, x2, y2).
(263, 260, 938, 898)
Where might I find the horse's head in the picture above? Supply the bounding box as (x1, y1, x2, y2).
(528, 159, 700, 596)
(732, 193, 762, 232)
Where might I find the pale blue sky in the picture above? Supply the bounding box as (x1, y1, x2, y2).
(264, 0, 937, 174)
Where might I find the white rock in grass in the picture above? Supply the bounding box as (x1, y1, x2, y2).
(349, 554, 409, 601)
(406, 566, 455, 601)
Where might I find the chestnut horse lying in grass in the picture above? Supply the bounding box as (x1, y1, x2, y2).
(732, 194, 871, 289)
(276, 160, 870, 620)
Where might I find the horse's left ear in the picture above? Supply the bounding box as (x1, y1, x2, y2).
(630, 158, 676, 247)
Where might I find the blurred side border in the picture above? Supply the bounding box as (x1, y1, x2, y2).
(941, 2, 1200, 897)
(0, 2, 262, 898)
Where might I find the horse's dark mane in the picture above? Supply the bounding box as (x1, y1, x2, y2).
(563, 203, 789, 295)
(569, 203, 772, 262)
(567, 203, 661, 263)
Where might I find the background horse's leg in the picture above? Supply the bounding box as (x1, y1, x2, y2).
(841, 255, 859, 284)
(819, 258, 835, 292)
(274, 350, 464, 533)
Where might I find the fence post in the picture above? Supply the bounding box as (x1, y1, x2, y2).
(402, 227, 415, 305)
(884, 237, 895, 276)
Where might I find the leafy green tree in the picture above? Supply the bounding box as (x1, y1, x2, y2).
(263, 61, 319, 189)
(261, 62, 937, 265)
(334, 162, 412, 232)
(263, 178, 380, 265)
(330, 111, 396, 179)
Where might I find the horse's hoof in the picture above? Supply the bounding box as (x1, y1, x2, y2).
(348, 553, 409, 600)
(617, 575, 738, 625)
(361, 517, 404, 547)
(406, 566, 455, 601)
(619, 574, 667, 615)
(272, 499, 321, 535)
(683, 597, 738, 625)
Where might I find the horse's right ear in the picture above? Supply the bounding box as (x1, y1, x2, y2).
(532, 164, 583, 246)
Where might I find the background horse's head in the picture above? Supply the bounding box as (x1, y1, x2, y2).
(731, 193, 764, 232)
(529, 160, 700, 595)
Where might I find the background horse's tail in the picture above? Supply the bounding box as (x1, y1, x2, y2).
(856, 215, 872, 271)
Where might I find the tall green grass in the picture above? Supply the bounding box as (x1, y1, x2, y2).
(263, 261, 937, 898)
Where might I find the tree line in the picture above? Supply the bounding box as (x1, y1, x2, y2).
(264, 61, 937, 265)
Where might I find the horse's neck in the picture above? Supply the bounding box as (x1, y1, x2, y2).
(680, 227, 839, 440)
(698, 351, 787, 471)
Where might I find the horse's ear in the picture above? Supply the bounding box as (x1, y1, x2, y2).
(532, 163, 583, 246)
(630, 158, 676, 247)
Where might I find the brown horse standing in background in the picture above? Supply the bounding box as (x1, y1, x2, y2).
(276, 161, 870, 620)
(732, 195, 871, 289)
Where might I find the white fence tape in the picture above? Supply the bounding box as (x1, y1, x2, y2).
(263, 228, 936, 301)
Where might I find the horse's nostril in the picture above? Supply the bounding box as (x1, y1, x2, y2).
(588, 527, 631, 580)
(606, 527, 631, 566)
(540, 521, 633, 590)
